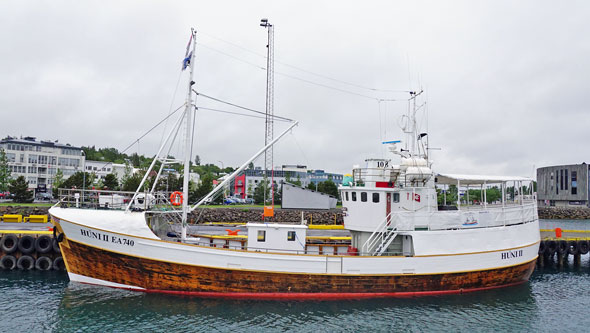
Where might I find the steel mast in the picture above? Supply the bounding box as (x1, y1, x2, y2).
(181, 29, 197, 241)
(260, 18, 274, 210)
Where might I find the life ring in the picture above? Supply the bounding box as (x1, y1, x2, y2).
(18, 235, 35, 254)
(0, 234, 18, 254)
(35, 235, 52, 254)
(52, 256, 65, 271)
(0, 255, 16, 270)
(35, 256, 53, 271)
(17, 255, 35, 270)
(170, 191, 183, 206)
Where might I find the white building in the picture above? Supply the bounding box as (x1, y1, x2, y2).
(0, 136, 85, 192)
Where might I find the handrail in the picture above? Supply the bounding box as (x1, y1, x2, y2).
(361, 211, 394, 254)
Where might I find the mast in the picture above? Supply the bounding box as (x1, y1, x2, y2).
(181, 29, 197, 241)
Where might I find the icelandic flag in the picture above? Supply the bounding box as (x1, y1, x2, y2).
(182, 33, 193, 70)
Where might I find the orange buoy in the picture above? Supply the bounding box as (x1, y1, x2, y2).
(555, 227, 562, 238)
(170, 191, 183, 206)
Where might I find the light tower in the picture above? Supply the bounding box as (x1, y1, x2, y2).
(260, 18, 275, 209)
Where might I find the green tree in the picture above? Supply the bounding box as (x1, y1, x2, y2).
(52, 169, 64, 197)
(0, 148, 11, 192)
(190, 172, 214, 203)
(8, 176, 33, 203)
(253, 181, 270, 205)
(104, 173, 119, 190)
(122, 173, 144, 192)
(61, 172, 93, 190)
(195, 155, 201, 166)
(317, 179, 339, 198)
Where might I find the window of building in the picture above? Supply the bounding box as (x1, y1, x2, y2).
(372, 193, 379, 203)
(20, 154, 24, 163)
(560, 169, 564, 190)
(556, 171, 559, 194)
(572, 171, 577, 195)
(351, 192, 357, 201)
(393, 192, 400, 203)
(287, 231, 295, 241)
(257, 230, 266, 242)
(361, 192, 367, 202)
(28, 154, 38, 164)
(6, 153, 15, 162)
(565, 169, 568, 190)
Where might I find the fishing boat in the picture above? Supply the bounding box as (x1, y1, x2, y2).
(49, 30, 540, 299)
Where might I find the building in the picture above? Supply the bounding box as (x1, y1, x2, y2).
(0, 136, 85, 193)
(537, 163, 589, 207)
(233, 165, 343, 199)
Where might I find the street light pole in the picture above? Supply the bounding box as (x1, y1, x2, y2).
(81, 150, 86, 206)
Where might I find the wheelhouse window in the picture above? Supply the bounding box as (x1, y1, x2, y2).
(351, 192, 357, 201)
(372, 193, 379, 203)
(361, 192, 367, 202)
(345, 192, 349, 201)
(393, 192, 400, 203)
(257, 230, 266, 242)
(287, 231, 295, 241)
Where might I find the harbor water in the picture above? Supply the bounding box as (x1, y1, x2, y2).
(1, 219, 589, 332)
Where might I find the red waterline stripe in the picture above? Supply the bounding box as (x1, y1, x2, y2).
(76, 280, 528, 300)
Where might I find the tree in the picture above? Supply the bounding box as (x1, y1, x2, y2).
(104, 173, 119, 190)
(253, 181, 270, 205)
(317, 179, 339, 198)
(61, 172, 93, 190)
(248, 162, 254, 170)
(195, 155, 201, 166)
(8, 176, 33, 203)
(122, 173, 144, 192)
(52, 169, 64, 197)
(0, 148, 11, 192)
(190, 172, 214, 203)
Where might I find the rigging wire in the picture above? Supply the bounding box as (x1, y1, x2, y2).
(194, 90, 294, 122)
(196, 106, 291, 122)
(199, 31, 411, 93)
(197, 42, 403, 102)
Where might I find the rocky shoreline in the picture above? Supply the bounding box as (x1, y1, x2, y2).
(2, 205, 590, 222)
(0, 206, 344, 224)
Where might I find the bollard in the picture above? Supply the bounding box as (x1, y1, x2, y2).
(555, 228, 562, 238)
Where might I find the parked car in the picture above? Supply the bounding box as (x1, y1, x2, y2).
(223, 197, 237, 205)
(35, 192, 53, 201)
(0, 192, 8, 199)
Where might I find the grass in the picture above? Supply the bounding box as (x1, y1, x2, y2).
(0, 203, 54, 207)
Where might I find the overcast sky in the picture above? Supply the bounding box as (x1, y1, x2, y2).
(1, 1, 589, 178)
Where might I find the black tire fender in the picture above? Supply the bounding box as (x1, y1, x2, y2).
(35, 235, 52, 254)
(568, 240, 579, 255)
(545, 240, 557, 256)
(18, 235, 36, 254)
(52, 256, 65, 271)
(35, 256, 53, 271)
(0, 255, 17, 270)
(17, 255, 35, 270)
(52, 238, 61, 254)
(538, 241, 546, 255)
(0, 234, 19, 254)
(557, 240, 569, 254)
(578, 240, 589, 255)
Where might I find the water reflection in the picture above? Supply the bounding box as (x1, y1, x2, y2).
(53, 280, 540, 332)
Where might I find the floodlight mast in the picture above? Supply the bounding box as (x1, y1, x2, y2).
(260, 18, 275, 212)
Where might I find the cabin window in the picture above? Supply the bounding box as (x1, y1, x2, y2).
(352, 192, 357, 201)
(393, 192, 400, 203)
(257, 230, 266, 242)
(372, 193, 379, 203)
(345, 191, 349, 201)
(361, 192, 367, 202)
(287, 231, 296, 241)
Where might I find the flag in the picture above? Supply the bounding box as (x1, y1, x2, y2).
(182, 51, 192, 70)
(182, 33, 193, 70)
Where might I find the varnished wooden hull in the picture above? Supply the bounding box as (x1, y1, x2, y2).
(60, 239, 536, 299)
